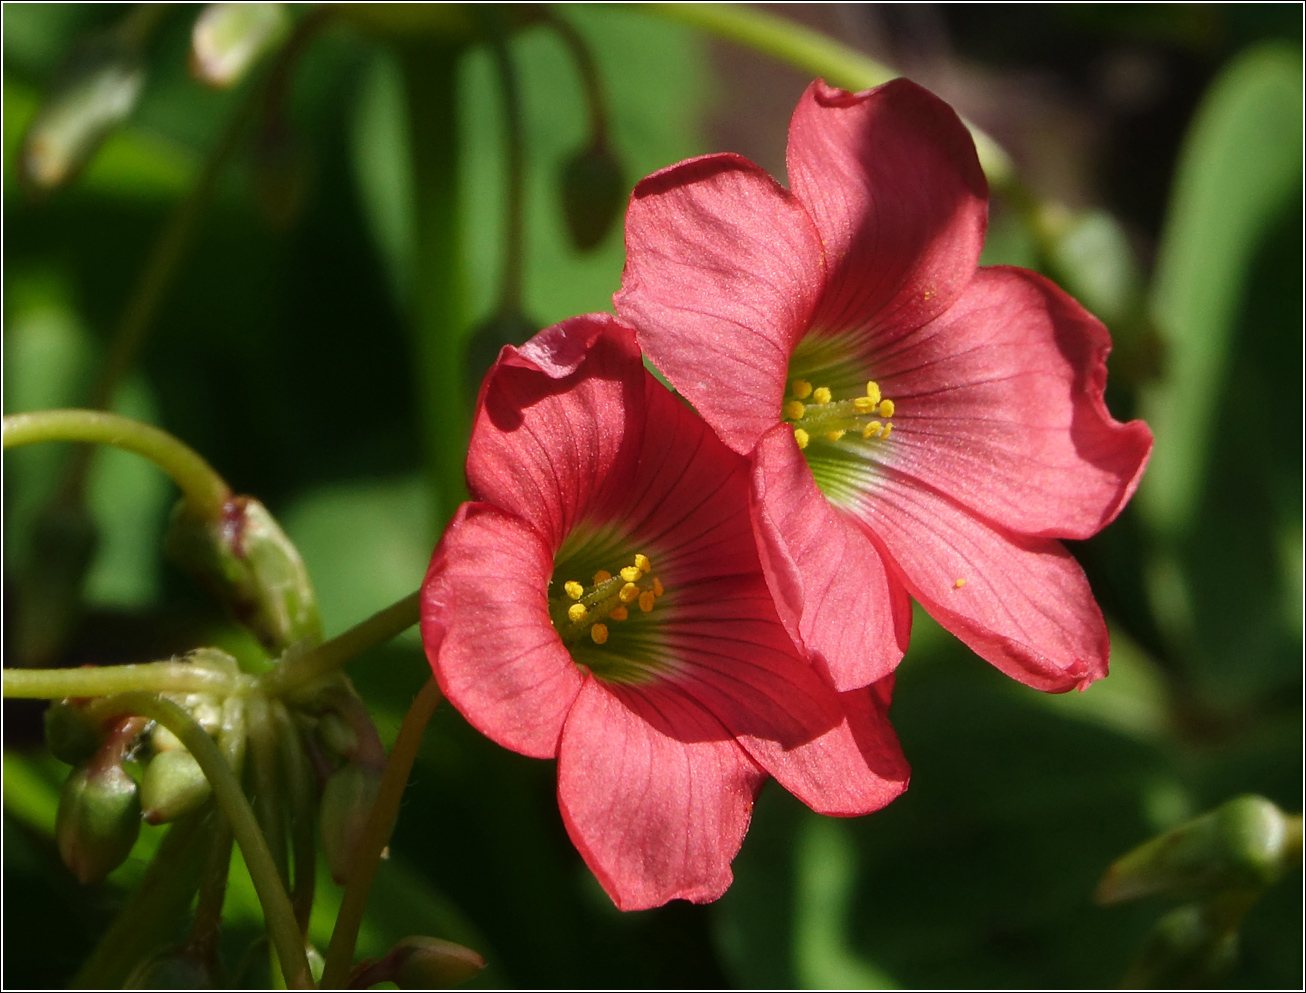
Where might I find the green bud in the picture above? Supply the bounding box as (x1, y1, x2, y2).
(140, 749, 212, 825)
(20, 35, 144, 192)
(1097, 794, 1293, 905)
(44, 699, 103, 766)
(465, 310, 539, 399)
(354, 935, 486, 989)
(190, 2, 290, 89)
(560, 142, 625, 252)
(165, 496, 321, 653)
(56, 762, 141, 884)
(320, 763, 382, 884)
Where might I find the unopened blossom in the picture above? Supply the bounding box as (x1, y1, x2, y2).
(421, 314, 907, 911)
(616, 79, 1153, 694)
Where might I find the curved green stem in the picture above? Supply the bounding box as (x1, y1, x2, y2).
(2, 660, 247, 699)
(320, 678, 444, 989)
(639, 2, 1014, 188)
(3, 410, 231, 518)
(482, 8, 526, 316)
(546, 9, 610, 145)
(265, 590, 421, 696)
(105, 692, 312, 989)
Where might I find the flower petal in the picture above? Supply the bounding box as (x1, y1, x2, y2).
(788, 78, 987, 339)
(468, 314, 644, 550)
(422, 503, 583, 758)
(851, 472, 1109, 692)
(870, 267, 1154, 538)
(751, 424, 912, 691)
(557, 677, 765, 911)
(615, 153, 825, 454)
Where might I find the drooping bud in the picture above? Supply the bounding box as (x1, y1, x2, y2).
(165, 495, 321, 653)
(140, 749, 211, 825)
(190, 2, 290, 89)
(559, 142, 625, 251)
(319, 762, 383, 884)
(20, 35, 144, 193)
(44, 698, 102, 767)
(464, 310, 539, 401)
(351, 935, 486, 989)
(56, 760, 141, 884)
(1096, 795, 1295, 905)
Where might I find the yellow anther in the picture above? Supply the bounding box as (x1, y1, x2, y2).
(791, 379, 813, 399)
(652, 577, 664, 596)
(567, 603, 588, 623)
(593, 569, 611, 584)
(812, 386, 832, 405)
(591, 624, 609, 645)
(866, 381, 881, 406)
(953, 578, 966, 589)
(825, 430, 846, 442)
(878, 399, 895, 418)
(862, 420, 883, 439)
(638, 590, 656, 613)
(619, 582, 640, 603)
(794, 427, 809, 449)
(784, 400, 806, 421)
(634, 553, 651, 574)
(610, 606, 628, 621)
(881, 423, 893, 440)
(620, 565, 641, 583)
(564, 580, 584, 600)
(853, 396, 876, 413)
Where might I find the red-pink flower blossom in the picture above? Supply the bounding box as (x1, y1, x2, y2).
(615, 79, 1153, 695)
(420, 313, 908, 911)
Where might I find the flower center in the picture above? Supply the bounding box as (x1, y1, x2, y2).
(781, 378, 897, 451)
(550, 552, 665, 648)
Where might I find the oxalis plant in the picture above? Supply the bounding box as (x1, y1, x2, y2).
(3, 4, 1302, 989)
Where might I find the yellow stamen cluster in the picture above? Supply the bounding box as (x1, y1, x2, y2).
(555, 552, 667, 644)
(781, 378, 897, 448)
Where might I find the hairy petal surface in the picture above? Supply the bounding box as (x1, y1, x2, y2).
(751, 424, 911, 691)
(852, 472, 1109, 692)
(468, 314, 644, 550)
(868, 267, 1154, 538)
(422, 503, 583, 758)
(616, 154, 825, 454)
(557, 677, 765, 911)
(787, 79, 988, 340)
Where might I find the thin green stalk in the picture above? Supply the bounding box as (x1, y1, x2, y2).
(187, 815, 236, 964)
(3, 410, 231, 517)
(265, 590, 421, 696)
(2, 660, 247, 699)
(639, 2, 1014, 188)
(482, 9, 526, 316)
(246, 693, 290, 885)
(400, 44, 468, 526)
(106, 692, 312, 989)
(546, 10, 610, 145)
(272, 700, 318, 933)
(320, 679, 444, 989)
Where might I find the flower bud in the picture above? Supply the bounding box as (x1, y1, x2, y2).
(165, 496, 321, 653)
(319, 762, 383, 884)
(44, 698, 102, 767)
(20, 35, 144, 192)
(190, 2, 290, 89)
(560, 142, 625, 251)
(56, 761, 141, 884)
(1097, 794, 1294, 905)
(140, 749, 212, 825)
(353, 936, 486, 989)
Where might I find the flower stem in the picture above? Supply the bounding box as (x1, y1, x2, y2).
(481, 8, 526, 316)
(400, 44, 469, 527)
(104, 692, 313, 989)
(638, 2, 1014, 188)
(320, 678, 444, 989)
(3, 410, 231, 518)
(546, 9, 610, 145)
(264, 590, 421, 696)
(2, 660, 247, 699)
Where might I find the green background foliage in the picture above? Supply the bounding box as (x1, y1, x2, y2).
(3, 4, 1301, 988)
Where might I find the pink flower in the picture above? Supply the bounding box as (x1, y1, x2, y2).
(420, 314, 908, 911)
(615, 79, 1153, 694)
